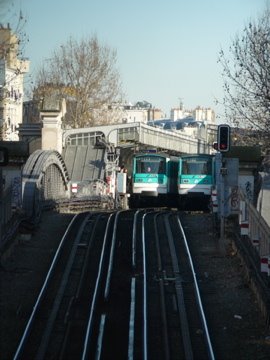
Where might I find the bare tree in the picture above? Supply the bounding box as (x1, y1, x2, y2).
(34, 36, 123, 128)
(0, 0, 28, 58)
(218, 7, 270, 149)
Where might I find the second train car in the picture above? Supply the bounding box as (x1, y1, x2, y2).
(177, 154, 215, 209)
(130, 152, 178, 207)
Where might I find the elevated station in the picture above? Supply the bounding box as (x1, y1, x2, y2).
(5, 94, 212, 219)
(0, 96, 263, 221)
(1, 96, 270, 291)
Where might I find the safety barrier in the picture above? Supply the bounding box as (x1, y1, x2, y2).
(238, 187, 270, 276)
(211, 187, 218, 213)
(70, 179, 108, 198)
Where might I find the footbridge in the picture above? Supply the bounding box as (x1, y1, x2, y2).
(63, 122, 212, 154)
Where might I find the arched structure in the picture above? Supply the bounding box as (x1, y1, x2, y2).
(22, 150, 70, 220)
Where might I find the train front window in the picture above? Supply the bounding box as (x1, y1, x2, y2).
(136, 157, 166, 174)
(182, 159, 211, 175)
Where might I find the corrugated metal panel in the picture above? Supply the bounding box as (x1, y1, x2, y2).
(63, 145, 106, 182)
(72, 146, 87, 182)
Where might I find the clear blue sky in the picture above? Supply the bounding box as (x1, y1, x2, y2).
(1, 0, 267, 120)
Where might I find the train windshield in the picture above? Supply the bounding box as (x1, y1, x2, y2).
(136, 157, 166, 174)
(182, 158, 212, 175)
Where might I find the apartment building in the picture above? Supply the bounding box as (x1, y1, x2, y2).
(0, 25, 29, 140)
(170, 105, 216, 124)
(193, 106, 216, 124)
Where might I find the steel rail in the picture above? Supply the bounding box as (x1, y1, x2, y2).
(176, 215, 215, 360)
(128, 209, 143, 359)
(132, 210, 141, 269)
(164, 214, 194, 360)
(104, 210, 122, 300)
(81, 212, 115, 360)
(35, 213, 92, 359)
(74, 213, 102, 300)
(142, 212, 148, 360)
(56, 213, 104, 358)
(13, 213, 80, 360)
(128, 277, 136, 360)
(154, 212, 170, 360)
(95, 314, 106, 360)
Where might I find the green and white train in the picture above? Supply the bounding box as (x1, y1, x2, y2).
(178, 154, 215, 209)
(130, 152, 215, 209)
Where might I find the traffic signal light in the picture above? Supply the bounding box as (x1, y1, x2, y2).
(217, 124, 230, 152)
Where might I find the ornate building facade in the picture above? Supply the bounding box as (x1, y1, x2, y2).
(0, 25, 29, 140)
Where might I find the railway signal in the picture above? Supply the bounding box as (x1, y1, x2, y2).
(217, 124, 230, 152)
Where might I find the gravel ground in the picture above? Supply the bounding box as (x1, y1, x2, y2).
(0, 210, 270, 359)
(181, 211, 270, 360)
(0, 211, 73, 359)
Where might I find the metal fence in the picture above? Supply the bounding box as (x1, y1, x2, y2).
(71, 179, 108, 197)
(238, 187, 270, 276)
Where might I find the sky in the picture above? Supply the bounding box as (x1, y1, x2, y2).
(1, 0, 267, 121)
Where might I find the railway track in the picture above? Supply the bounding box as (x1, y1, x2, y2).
(14, 209, 215, 360)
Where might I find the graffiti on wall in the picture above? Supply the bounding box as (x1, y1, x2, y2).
(239, 176, 254, 202)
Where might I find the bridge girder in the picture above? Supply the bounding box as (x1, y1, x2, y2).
(22, 150, 70, 220)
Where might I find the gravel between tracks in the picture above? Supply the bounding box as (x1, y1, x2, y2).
(0, 210, 270, 359)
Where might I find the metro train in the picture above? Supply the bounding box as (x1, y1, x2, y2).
(129, 152, 215, 209)
(129, 152, 178, 207)
(177, 154, 215, 209)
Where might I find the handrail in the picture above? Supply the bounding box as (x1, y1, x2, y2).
(238, 187, 270, 266)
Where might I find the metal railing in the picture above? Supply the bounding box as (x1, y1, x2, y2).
(238, 187, 270, 275)
(73, 179, 108, 197)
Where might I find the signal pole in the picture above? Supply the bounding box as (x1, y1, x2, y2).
(216, 125, 231, 252)
(219, 159, 227, 247)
